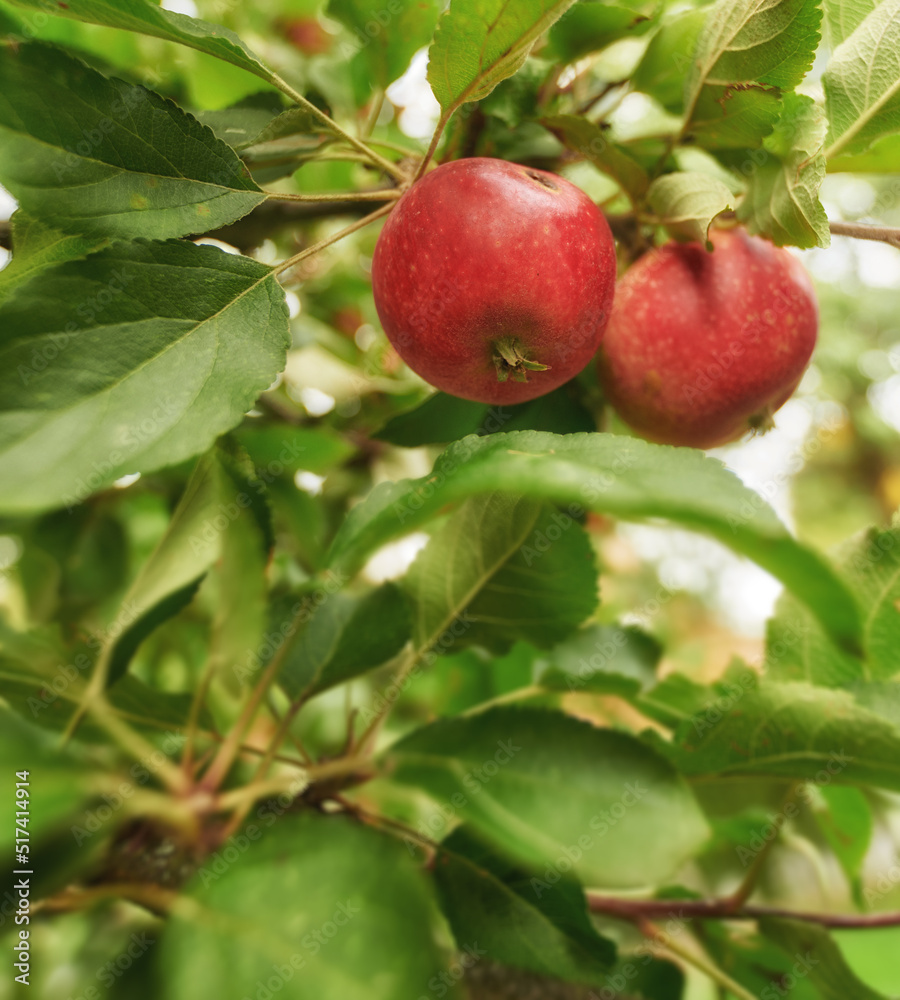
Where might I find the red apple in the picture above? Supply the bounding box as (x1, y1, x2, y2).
(597, 228, 818, 448)
(282, 18, 331, 55)
(371, 157, 617, 404)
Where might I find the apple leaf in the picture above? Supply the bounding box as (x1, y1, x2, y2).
(404, 494, 597, 657)
(0, 240, 290, 514)
(4, 0, 279, 88)
(426, 0, 579, 122)
(160, 813, 448, 1000)
(646, 171, 734, 244)
(828, 131, 900, 171)
(765, 524, 900, 686)
(548, 0, 659, 62)
(814, 785, 873, 905)
(384, 706, 710, 887)
(101, 442, 272, 686)
(823, 0, 883, 47)
(537, 624, 663, 698)
(823, 0, 900, 159)
(0, 43, 265, 240)
(326, 431, 863, 655)
(541, 115, 650, 201)
(327, 0, 440, 89)
(434, 826, 617, 984)
(196, 95, 324, 151)
(651, 674, 900, 791)
(632, 8, 706, 113)
(684, 0, 822, 149)
(278, 584, 410, 700)
(759, 918, 892, 1000)
(0, 708, 94, 852)
(737, 93, 831, 248)
(0, 213, 107, 307)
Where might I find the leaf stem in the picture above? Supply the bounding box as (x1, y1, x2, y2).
(828, 220, 900, 248)
(266, 189, 401, 203)
(273, 202, 394, 277)
(412, 110, 452, 183)
(267, 71, 407, 182)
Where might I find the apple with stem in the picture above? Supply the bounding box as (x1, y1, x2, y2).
(597, 228, 819, 449)
(371, 157, 617, 404)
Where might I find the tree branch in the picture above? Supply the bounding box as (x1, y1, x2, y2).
(587, 893, 900, 929)
(829, 221, 900, 249)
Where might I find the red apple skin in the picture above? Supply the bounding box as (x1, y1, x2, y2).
(371, 157, 617, 404)
(597, 228, 818, 449)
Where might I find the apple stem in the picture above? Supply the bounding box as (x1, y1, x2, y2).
(748, 404, 776, 435)
(492, 337, 551, 383)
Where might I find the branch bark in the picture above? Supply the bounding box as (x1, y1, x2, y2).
(829, 221, 900, 249)
(587, 893, 900, 929)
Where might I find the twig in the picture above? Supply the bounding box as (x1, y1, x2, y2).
(273, 202, 394, 277)
(267, 71, 406, 182)
(266, 189, 401, 204)
(35, 882, 180, 917)
(828, 221, 900, 249)
(587, 893, 900, 929)
(636, 918, 758, 1000)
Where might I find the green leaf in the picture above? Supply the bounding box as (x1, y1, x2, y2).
(5, 0, 280, 88)
(759, 918, 892, 1000)
(541, 115, 650, 201)
(278, 584, 410, 700)
(326, 431, 863, 655)
(160, 813, 447, 1000)
(0, 212, 106, 306)
(654, 674, 900, 791)
(206, 440, 273, 696)
(427, 0, 579, 122)
(549, 0, 659, 61)
(434, 826, 617, 985)
(632, 8, 706, 113)
(236, 424, 354, 477)
(824, 0, 883, 47)
(538, 624, 662, 697)
(646, 171, 734, 244)
(105, 443, 272, 685)
(736, 93, 831, 248)
(384, 706, 710, 887)
(375, 387, 594, 448)
(0, 707, 92, 851)
(0, 43, 265, 239)
(814, 785, 872, 905)
(0, 628, 213, 733)
(684, 0, 822, 148)
(0, 240, 290, 514)
(765, 524, 900, 685)
(375, 394, 495, 447)
(403, 494, 597, 657)
(827, 131, 900, 171)
(823, 0, 900, 158)
(327, 0, 440, 88)
(195, 94, 322, 151)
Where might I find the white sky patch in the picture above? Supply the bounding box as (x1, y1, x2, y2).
(294, 470, 326, 496)
(386, 48, 439, 141)
(194, 237, 241, 256)
(355, 323, 378, 350)
(284, 290, 302, 319)
(295, 386, 335, 417)
(0, 247, 10, 273)
(0, 184, 17, 222)
(112, 473, 141, 489)
(868, 375, 900, 433)
(362, 532, 430, 583)
(161, 0, 198, 16)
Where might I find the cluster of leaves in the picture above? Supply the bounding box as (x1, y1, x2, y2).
(0, 0, 899, 998)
